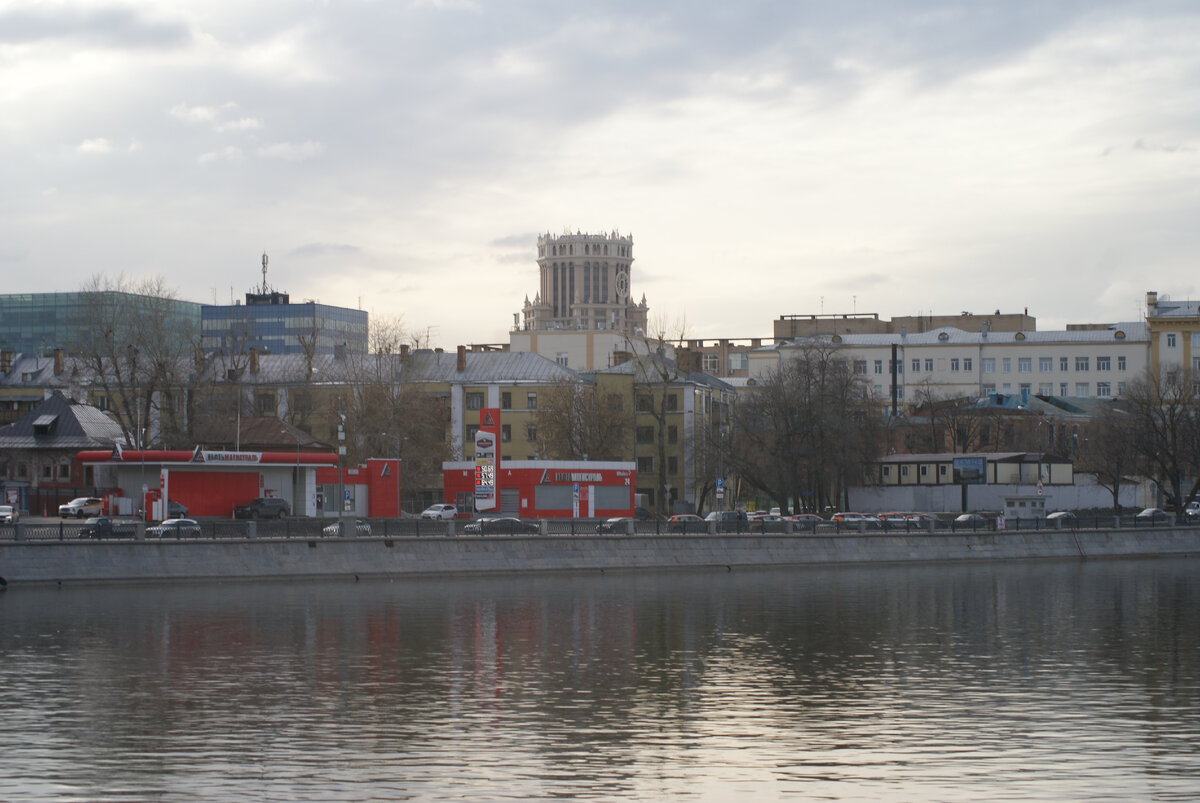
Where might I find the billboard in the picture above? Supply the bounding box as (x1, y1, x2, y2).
(475, 407, 501, 511)
(952, 456, 987, 485)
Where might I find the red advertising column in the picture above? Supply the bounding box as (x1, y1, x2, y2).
(475, 408, 501, 512)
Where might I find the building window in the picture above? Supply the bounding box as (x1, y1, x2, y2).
(501, 424, 511, 442)
(466, 424, 479, 442)
(1097, 382, 1111, 397)
(636, 395, 653, 412)
(555, 352, 569, 367)
(1018, 357, 1032, 373)
(668, 425, 678, 444)
(1002, 357, 1012, 373)
(924, 359, 933, 372)
(1060, 383, 1069, 397)
(702, 354, 719, 372)
(668, 456, 678, 475)
(637, 456, 654, 473)
(1096, 356, 1110, 371)
(255, 392, 276, 416)
(901, 465, 909, 477)
(883, 466, 891, 478)
(15, 462, 27, 480)
(1075, 357, 1089, 371)
(1075, 383, 1089, 397)
(1117, 381, 1126, 395)
(920, 465, 928, 477)
(950, 358, 960, 371)
(58, 460, 70, 480)
(465, 392, 484, 410)
(636, 426, 654, 444)
(527, 393, 537, 410)
(963, 358, 973, 371)
(1040, 357, 1053, 372)
(526, 424, 537, 442)
(42, 463, 53, 480)
(1060, 357, 1069, 371)
(666, 394, 678, 411)
(874, 360, 883, 374)
(1168, 333, 1177, 348)
(982, 358, 995, 373)
(854, 360, 867, 375)
(1118, 356, 1126, 371)
(912, 359, 920, 372)
(1039, 383, 1053, 395)
(983, 383, 996, 393)
(501, 392, 512, 408)
(1020, 383, 1032, 394)
(891, 359, 903, 374)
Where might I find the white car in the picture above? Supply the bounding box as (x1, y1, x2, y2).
(59, 497, 104, 518)
(420, 504, 458, 520)
(0, 504, 18, 523)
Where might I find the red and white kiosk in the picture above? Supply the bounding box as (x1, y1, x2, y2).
(444, 407, 635, 519)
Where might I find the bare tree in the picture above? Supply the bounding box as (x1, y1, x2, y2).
(73, 275, 200, 448)
(533, 377, 630, 461)
(1077, 402, 1140, 513)
(727, 343, 881, 514)
(1122, 369, 1200, 509)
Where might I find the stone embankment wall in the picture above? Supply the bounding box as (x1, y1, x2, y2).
(2, 529, 1199, 586)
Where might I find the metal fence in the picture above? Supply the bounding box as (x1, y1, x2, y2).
(0, 513, 1194, 542)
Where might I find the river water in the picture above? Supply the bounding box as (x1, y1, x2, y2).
(1, 558, 1197, 801)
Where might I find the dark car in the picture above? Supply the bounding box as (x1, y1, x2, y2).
(463, 517, 539, 535)
(1134, 508, 1171, 525)
(234, 497, 290, 519)
(79, 516, 138, 538)
(596, 517, 635, 534)
(167, 499, 188, 518)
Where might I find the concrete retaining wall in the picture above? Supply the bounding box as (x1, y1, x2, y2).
(3, 528, 1199, 586)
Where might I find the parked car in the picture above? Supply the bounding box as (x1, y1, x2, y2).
(463, 517, 539, 535)
(667, 513, 705, 532)
(596, 517, 635, 533)
(322, 518, 372, 536)
(1135, 508, 1171, 524)
(420, 503, 458, 520)
(80, 516, 138, 538)
(59, 497, 103, 518)
(167, 499, 188, 518)
(1046, 511, 1078, 523)
(953, 513, 989, 528)
(234, 497, 290, 519)
(831, 512, 882, 529)
(634, 506, 656, 521)
(146, 518, 202, 537)
(0, 505, 17, 523)
(1183, 502, 1200, 521)
(705, 510, 747, 532)
(789, 513, 825, 530)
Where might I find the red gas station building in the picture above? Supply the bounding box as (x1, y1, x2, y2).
(77, 448, 402, 520)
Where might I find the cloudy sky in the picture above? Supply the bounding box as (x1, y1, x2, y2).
(3, 1, 1199, 348)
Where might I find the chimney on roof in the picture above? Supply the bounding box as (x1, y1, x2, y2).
(1147, 291, 1159, 317)
(249, 347, 259, 374)
(457, 345, 466, 372)
(53, 348, 64, 375)
(400, 343, 410, 362)
(0, 351, 11, 375)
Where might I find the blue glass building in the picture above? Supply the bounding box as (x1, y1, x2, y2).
(201, 292, 368, 356)
(0, 292, 202, 356)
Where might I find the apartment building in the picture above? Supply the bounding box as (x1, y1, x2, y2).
(749, 323, 1149, 409)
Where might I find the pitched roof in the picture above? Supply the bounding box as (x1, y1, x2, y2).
(0, 392, 125, 449)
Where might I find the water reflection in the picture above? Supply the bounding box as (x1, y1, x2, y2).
(1, 559, 1198, 800)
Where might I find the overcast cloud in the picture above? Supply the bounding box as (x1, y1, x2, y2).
(3, 0, 1199, 346)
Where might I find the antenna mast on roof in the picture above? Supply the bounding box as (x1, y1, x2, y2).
(261, 252, 269, 294)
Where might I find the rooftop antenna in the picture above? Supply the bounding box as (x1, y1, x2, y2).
(261, 252, 269, 294)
